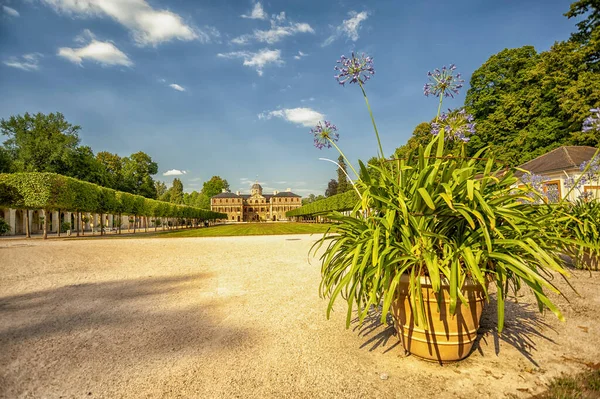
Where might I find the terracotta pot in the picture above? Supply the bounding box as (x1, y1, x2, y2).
(392, 274, 486, 363)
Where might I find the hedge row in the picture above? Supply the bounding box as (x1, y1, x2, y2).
(286, 190, 359, 217)
(0, 173, 226, 220)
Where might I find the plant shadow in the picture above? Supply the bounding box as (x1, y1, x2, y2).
(351, 306, 401, 354)
(474, 297, 557, 367)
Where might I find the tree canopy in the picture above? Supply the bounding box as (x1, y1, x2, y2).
(394, 0, 600, 166)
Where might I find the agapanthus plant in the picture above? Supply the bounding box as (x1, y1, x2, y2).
(310, 54, 576, 353)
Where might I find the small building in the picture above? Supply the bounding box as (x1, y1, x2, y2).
(518, 146, 599, 201)
(211, 182, 302, 222)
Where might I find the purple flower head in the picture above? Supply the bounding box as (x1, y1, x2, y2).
(423, 64, 465, 98)
(582, 108, 600, 133)
(564, 175, 581, 191)
(579, 155, 600, 183)
(334, 52, 375, 86)
(520, 173, 547, 203)
(310, 120, 339, 150)
(430, 108, 476, 142)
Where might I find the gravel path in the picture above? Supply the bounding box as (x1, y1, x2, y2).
(1, 236, 599, 398)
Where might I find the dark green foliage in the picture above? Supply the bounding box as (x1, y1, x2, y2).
(337, 155, 351, 194)
(325, 179, 338, 197)
(287, 190, 359, 217)
(0, 172, 226, 221)
(0, 147, 12, 173)
(0, 217, 10, 235)
(1, 112, 81, 174)
(121, 152, 159, 199)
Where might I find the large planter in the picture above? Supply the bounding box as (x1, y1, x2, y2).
(392, 274, 486, 363)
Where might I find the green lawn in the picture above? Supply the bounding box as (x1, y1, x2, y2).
(154, 223, 334, 238)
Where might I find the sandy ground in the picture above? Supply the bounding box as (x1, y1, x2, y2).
(1, 235, 600, 399)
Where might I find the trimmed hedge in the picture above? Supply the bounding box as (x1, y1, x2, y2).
(286, 190, 359, 217)
(0, 173, 226, 220)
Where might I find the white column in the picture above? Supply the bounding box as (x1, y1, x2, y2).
(65, 212, 72, 231)
(50, 211, 58, 233)
(8, 208, 16, 236)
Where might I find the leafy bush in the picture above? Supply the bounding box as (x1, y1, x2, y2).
(287, 190, 359, 217)
(60, 221, 70, 233)
(0, 172, 226, 222)
(0, 217, 10, 235)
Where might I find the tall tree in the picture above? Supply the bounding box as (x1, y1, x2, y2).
(0, 112, 80, 173)
(67, 146, 107, 186)
(0, 147, 12, 173)
(170, 178, 184, 204)
(199, 176, 229, 209)
(96, 151, 123, 190)
(337, 155, 351, 194)
(155, 181, 168, 199)
(121, 151, 158, 198)
(565, 0, 600, 45)
(325, 179, 338, 197)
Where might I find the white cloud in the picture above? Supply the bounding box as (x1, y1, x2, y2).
(231, 9, 314, 45)
(3, 5, 20, 17)
(163, 169, 187, 176)
(241, 2, 267, 20)
(218, 48, 283, 76)
(169, 83, 185, 92)
(322, 11, 369, 46)
(258, 107, 324, 127)
(3, 53, 42, 71)
(300, 97, 315, 103)
(58, 33, 133, 67)
(293, 50, 306, 60)
(40, 0, 212, 46)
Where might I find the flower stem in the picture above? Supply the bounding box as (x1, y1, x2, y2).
(435, 95, 443, 122)
(328, 138, 360, 179)
(359, 82, 385, 159)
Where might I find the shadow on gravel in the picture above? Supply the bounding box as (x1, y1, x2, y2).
(0, 273, 253, 389)
(475, 298, 557, 366)
(352, 308, 401, 354)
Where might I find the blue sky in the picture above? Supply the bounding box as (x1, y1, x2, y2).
(0, 0, 580, 196)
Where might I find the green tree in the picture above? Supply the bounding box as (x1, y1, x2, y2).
(67, 146, 106, 186)
(155, 181, 168, 199)
(325, 179, 338, 197)
(170, 178, 184, 204)
(121, 151, 158, 198)
(0, 147, 12, 173)
(0, 112, 80, 173)
(337, 155, 351, 194)
(96, 151, 123, 190)
(199, 176, 229, 209)
(564, 0, 600, 45)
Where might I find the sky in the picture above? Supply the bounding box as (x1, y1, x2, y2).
(0, 0, 582, 196)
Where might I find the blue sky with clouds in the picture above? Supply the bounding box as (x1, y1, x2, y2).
(0, 0, 580, 195)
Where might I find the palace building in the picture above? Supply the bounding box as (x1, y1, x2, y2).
(210, 182, 302, 222)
